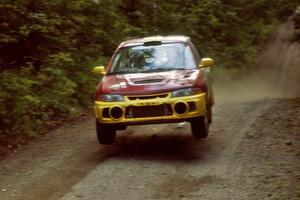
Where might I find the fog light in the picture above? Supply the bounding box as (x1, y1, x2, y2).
(174, 102, 188, 115)
(110, 106, 123, 120)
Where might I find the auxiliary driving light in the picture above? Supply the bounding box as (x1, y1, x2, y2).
(109, 106, 123, 120)
(174, 102, 189, 115)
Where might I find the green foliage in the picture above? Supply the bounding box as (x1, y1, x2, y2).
(292, 6, 300, 29)
(0, 68, 76, 140)
(0, 0, 299, 143)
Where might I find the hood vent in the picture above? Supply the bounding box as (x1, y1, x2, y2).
(133, 79, 164, 84)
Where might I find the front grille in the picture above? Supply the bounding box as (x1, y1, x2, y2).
(127, 94, 168, 100)
(125, 104, 172, 118)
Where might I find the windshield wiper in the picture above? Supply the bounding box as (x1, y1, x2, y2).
(108, 71, 131, 75)
(109, 67, 188, 75)
(142, 67, 187, 72)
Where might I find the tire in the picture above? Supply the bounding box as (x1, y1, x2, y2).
(190, 115, 209, 139)
(96, 120, 116, 145)
(207, 106, 212, 124)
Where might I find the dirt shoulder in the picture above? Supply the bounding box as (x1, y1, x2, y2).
(224, 98, 300, 200)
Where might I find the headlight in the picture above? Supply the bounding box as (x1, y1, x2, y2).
(96, 94, 125, 102)
(171, 88, 202, 97)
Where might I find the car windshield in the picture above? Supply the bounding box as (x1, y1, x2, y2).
(109, 42, 197, 74)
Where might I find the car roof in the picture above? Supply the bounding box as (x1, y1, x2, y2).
(119, 35, 190, 48)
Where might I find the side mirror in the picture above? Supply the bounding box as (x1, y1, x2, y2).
(199, 58, 214, 68)
(93, 66, 106, 75)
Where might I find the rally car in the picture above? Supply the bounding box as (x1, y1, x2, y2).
(93, 36, 214, 144)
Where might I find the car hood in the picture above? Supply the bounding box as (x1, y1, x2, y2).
(98, 70, 202, 95)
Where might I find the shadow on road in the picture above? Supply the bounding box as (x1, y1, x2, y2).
(97, 130, 213, 163)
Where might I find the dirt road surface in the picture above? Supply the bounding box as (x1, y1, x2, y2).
(0, 22, 300, 200)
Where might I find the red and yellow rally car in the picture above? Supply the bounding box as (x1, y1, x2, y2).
(93, 36, 214, 144)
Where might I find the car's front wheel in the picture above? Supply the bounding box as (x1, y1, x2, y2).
(190, 114, 209, 139)
(96, 120, 116, 145)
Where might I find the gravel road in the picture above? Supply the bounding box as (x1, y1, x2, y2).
(0, 21, 299, 200)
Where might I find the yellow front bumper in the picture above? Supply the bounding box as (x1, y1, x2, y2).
(94, 92, 206, 124)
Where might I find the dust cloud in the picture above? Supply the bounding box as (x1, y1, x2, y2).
(214, 21, 300, 103)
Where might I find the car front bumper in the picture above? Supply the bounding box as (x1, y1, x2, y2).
(94, 92, 207, 125)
